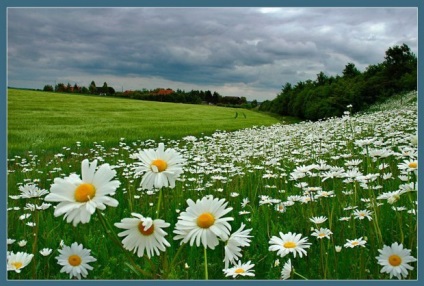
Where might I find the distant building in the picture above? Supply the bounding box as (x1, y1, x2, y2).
(153, 88, 174, 96)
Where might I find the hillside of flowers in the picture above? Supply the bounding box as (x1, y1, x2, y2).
(7, 91, 418, 280)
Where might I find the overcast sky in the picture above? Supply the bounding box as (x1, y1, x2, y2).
(7, 7, 418, 101)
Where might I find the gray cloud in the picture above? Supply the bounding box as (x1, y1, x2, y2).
(7, 7, 418, 100)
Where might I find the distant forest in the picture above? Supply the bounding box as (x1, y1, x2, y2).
(43, 44, 416, 118)
(259, 43, 417, 120)
(43, 82, 252, 108)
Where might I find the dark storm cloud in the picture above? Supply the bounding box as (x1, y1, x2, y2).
(7, 7, 418, 100)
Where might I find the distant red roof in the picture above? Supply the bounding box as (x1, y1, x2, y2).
(154, 88, 174, 95)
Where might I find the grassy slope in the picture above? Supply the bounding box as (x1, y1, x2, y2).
(8, 89, 282, 155)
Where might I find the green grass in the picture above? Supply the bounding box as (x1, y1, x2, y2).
(7, 88, 282, 156)
(6, 89, 417, 280)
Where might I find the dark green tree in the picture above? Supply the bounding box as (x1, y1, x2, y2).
(205, 90, 213, 103)
(43, 85, 54, 92)
(315, 71, 328, 86)
(102, 82, 109, 95)
(343, 63, 360, 78)
(383, 43, 417, 92)
(73, 83, 80, 93)
(89, 81, 97, 94)
(259, 44, 416, 121)
(55, 83, 65, 92)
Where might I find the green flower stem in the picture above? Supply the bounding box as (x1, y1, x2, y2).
(156, 188, 163, 219)
(319, 239, 325, 279)
(396, 211, 404, 244)
(353, 182, 358, 204)
(163, 243, 186, 279)
(31, 209, 40, 279)
(293, 270, 308, 280)
(127, 184, 134, 213)
(204, 247, 209, 280)
(359, 248, 364, 278)
(371, 203, 383, 246)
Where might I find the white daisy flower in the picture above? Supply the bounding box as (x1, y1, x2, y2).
(9, 195, 21, 200)
(281, 259, 292, 280)
(18, 183, 48, 198)
(18, 240, 27, 247)
(7, 252, 34, 273)
(353, 209, 373, 221)
(223, 260, 255, 278)
(24, 203, 36, 212)
(7, 238, 16, 245)
(39, 248, 53, 256)
(315, 190, 335, 198)
(309, 216, 327, 224)
(132, 143, 185, 190)
(114, 213, 170, 258)
(223, 223, 252, 268)
(269, 232, 311, 258)
(240, 198, 250, 208)
(44, 159, 120, 226)
(398, 182, 417, 193)
(38, 203, 52, 210)
(259, 195, 279, 205)
(397, 159, 417, 172)
(377, 190, 405, 204)
(275, 202, 288, 213)
(376, 242, 416, 279)
(344, 237, 367, 248)
(392, 206, 407, 212)
(311, 228, 333, 240)
(409, 133, 418, 146)
(173, 196, 233, 249)
(19, 213, 32, 220)
(56, 242, 97, 280)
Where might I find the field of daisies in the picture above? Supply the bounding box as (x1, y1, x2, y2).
(7, 91, 418, 280)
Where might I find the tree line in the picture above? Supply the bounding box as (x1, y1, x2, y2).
(43, 81, 115, 95)
(116, 88, 250, 107)
(259, 43, 417, 121)
(43, 81, 252, 108)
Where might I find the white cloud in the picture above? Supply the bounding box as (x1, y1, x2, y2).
(7, 7, 418, 101)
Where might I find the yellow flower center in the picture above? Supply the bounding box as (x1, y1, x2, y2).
(351, 241, 359, 246)
(11, 262, 23, 269)
(151, 159, 168, 172)
(138, 221, 155, 236)
(68, 255, 82, 266)
(408, 162, 418, 169)
(74, 183, 96, 202)
(318, 233, 325, 237)
(235, 268, 245, 274)
(388, 254, 402, 266)
(197, 212, 215, 228)
(283, 241, 297, 248)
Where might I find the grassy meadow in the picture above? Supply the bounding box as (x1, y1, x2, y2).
(6, 89, 418, 280)
(7, 89, 285, 156)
